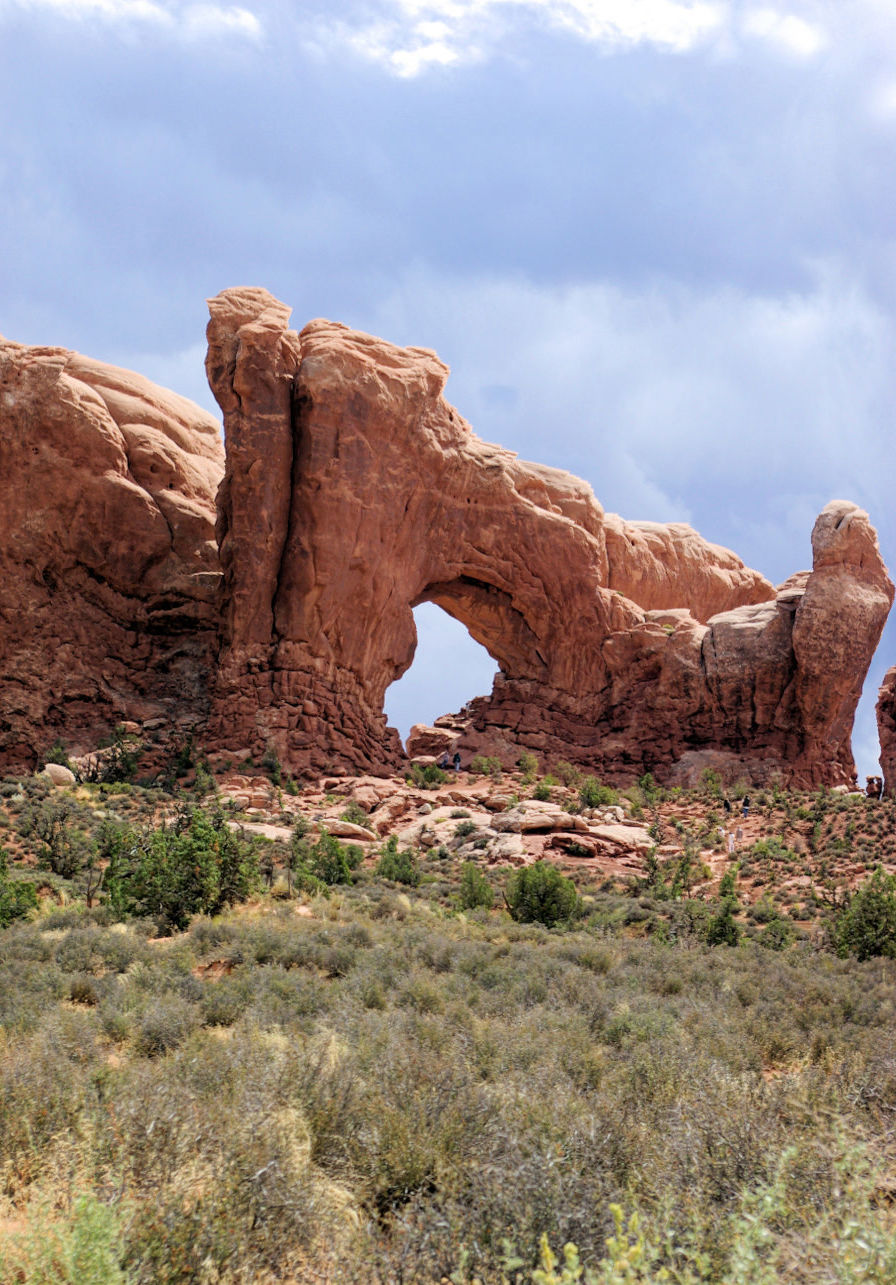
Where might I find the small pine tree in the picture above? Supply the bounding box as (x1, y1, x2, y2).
(458, 862, 494, 910)
(833, 867, 896, 960)
(506, 861, 580, 927)
(375, 835, 420, 886)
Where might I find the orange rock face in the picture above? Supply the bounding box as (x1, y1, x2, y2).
(205, 288, 893, 786)
(0, 337, 224, 767)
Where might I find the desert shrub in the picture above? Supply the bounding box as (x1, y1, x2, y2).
(0, 849, 39, 927)
(261, 743, 282, 785)
(19, 797, 92, 879)
(518, 751, 539, 783)
(341, 800, 369, 827)
(470, 755, 502, 778)
(0, 1192, 130, 1285)
(376, 835, 421, 886)
(86, 726, 141, 784)
(832, 867, 896, 960)
(104, 809, 260, 931)
(134, 995, 202, 1056)
(410, 762, 448, 789)
(698, 766, 724, 798)
(458, 862, 494, 910)
(454, 819, 477, 839)
(554, 760, 581, 787)
(579, 776, 618, 809)
(306, 829, 362, 886)
(533, 779, 553, 801)
(44, 739, 73, 769)
(506, 861, 581, 927)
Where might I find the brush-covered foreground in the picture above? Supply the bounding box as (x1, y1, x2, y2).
(3, 753, 896, 1283)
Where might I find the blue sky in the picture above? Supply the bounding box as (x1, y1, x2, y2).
(3, 0, 896, 775)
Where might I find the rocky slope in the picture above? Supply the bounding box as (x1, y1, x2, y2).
(0, 337, 224, 768)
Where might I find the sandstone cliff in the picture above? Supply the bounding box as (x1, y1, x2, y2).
(0, 337, 224, 766)
(204, 287, 892, 786)
(877, 667, 896, 794)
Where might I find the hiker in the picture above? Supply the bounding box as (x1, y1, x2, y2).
(453, 751, 461, 773)
(742, 795, 750, 819)
(437, 751, 451, 770)
(723, 797, 732, 816)
(727, 831, 735, 856)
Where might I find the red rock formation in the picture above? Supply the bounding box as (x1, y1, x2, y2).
(877, 668, 896, 794)
(0, 337, 224, 767)
(205, 287, 892, 785)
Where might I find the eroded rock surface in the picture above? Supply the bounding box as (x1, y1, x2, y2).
(205, 288, 892, 786)
(0, 337, 224, 767)
(877, 668, 896, 794)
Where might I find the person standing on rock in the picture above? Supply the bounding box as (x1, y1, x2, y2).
(453, 751, 461, 773)
(438, 751, 451, 770)
(741, 795, 750, 819)
(723, 797, 732, 817)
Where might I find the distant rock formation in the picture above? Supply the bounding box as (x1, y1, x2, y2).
(877, 668, 896, 794)
(204, 287, 893, 786)
(0, 336, 224, 767)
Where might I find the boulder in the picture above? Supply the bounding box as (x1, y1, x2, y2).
(39, 763, 76, 787)
(320, 819, 378, 842)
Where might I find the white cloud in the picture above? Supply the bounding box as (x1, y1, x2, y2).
(3, 0, 262, 39)
(333, 0, 727, 78)
(549, 0, 726, 52)
(360, 262, 896, 582)
(741, 6, 826, 58)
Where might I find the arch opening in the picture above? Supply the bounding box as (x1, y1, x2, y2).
(384, 602, 499, 748)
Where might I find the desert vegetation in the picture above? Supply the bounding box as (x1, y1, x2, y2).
(2, 752, 896, 1282)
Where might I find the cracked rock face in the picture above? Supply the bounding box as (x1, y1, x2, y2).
(0, 337, 224, 767)
(205, 288, 893, 786)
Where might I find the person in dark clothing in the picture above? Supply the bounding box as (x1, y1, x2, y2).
(742, 795, 750, 819)
(437, 751, 451, 770)
(453, 751, 461, 773)
(723, 798, 732, 816)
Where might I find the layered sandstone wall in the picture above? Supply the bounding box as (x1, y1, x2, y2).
(0, 337, 224, 767)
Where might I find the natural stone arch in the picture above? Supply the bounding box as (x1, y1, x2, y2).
(204, 287, 893, 786)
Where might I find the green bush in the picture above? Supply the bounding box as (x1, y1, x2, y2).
(103, 809, 260, 931)
(518, 751, 539, 783)
(579, 776, 618, 809)
(340, 800, 369, 827)
(833, 867, 896, 960)
(506, 861, 580, 927)
(409, 763, 448, 790)
(45, 740, 73, 769)
(0, 849, 39, 927)
(19, 797, 91, 879)
(376, 836, 421, 886)
(305, 829, 362, 886)
(553, 760, 581, 787)
(469, 755, 502, 778)
(457, 862, 494, 910)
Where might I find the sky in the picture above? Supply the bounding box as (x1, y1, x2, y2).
(3, 0, 896, 777)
